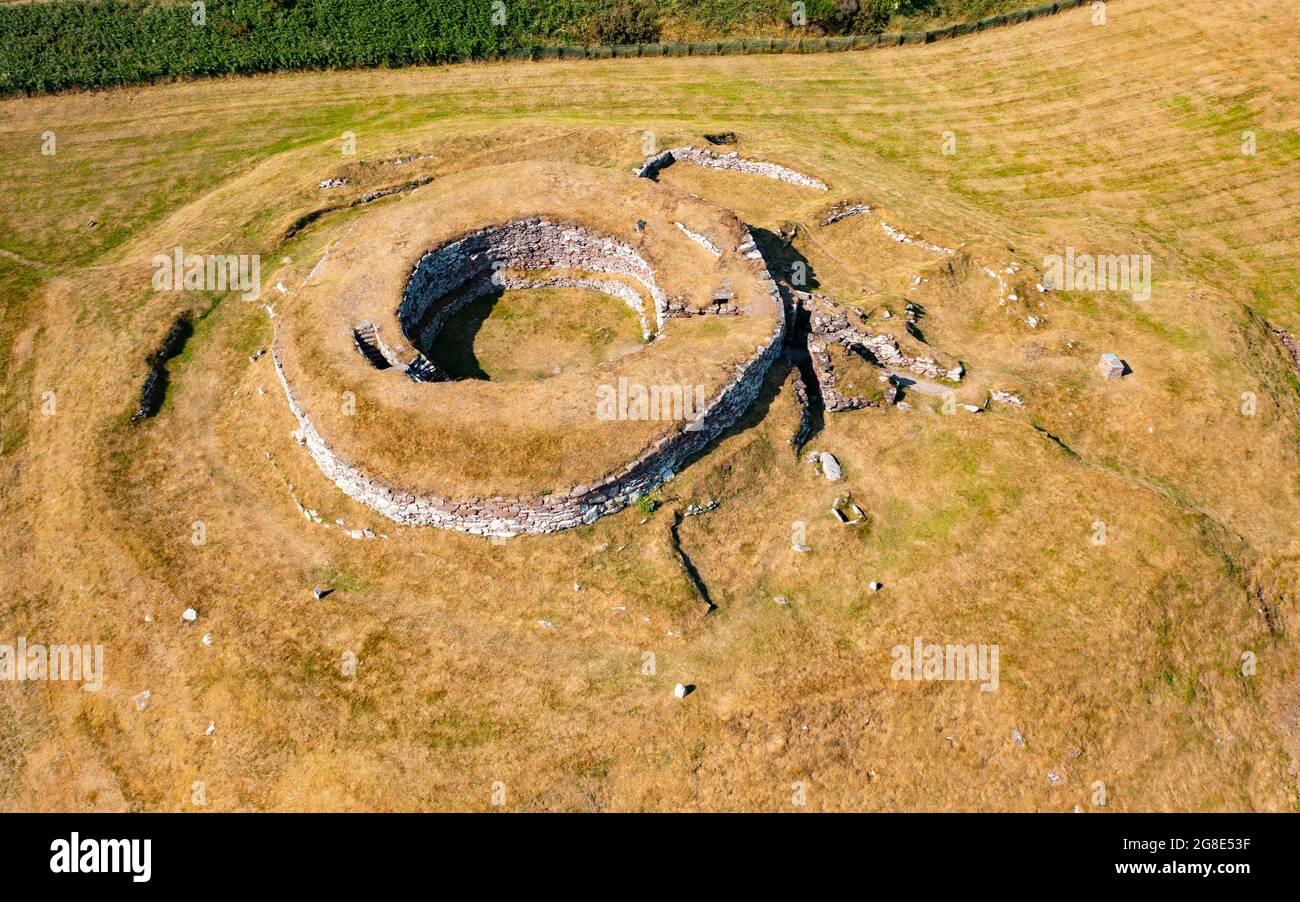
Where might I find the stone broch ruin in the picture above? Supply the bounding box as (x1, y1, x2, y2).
(275, 151, 974, 535)
(274, 160, 789, 535)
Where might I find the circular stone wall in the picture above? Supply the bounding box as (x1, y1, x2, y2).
(274, 161, 784, 535)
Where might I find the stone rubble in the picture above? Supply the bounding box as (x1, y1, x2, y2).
(821, 201, 871, 226)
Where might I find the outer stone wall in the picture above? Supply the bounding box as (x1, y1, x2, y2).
(636, 147, 829, 191)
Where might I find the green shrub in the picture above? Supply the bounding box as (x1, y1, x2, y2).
(0, 0, 1053, 95)
(635, 491, 662, 515)
(586, 1, 661, 45)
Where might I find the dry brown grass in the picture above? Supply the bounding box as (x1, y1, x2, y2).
(0, 0, 1298, 811)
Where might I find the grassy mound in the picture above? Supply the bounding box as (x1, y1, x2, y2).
(1, 0, 1298, 812)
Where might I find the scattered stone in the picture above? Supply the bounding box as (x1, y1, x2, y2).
(318, 177, 348, 189)
(961, 404, 982, 413)
(792, 543, 811, 553)
(143, 614, 153, 623)
(201, 633, 213, 647)
(1012, 729, 1025, 748)
(703, 131, 737, 145)
(773, 595, 790, 606)
(869, 581, 883, 591)
(182, 607, 198, 622)
(312, 587, 332, 600)
(684, 500, 719, 517)
(134, 690, 152, 711)
(205, 722, 216, 736)
(572, 582, 582, 592)
(1098, 353, 1125, 379)
(1047, 770, 1064, 785)
(819, 452, 843, 481)
(990, 390, 1024, 407)
(832, 496, 866, 525)
(537, 619, 554, 630)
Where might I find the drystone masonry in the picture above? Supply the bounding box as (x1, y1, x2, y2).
(636, 147, 829, 191)
(276, 222, 787, 535)
(392, 218, 670, 379)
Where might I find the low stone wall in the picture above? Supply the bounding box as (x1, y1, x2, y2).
(637, 147, 829, 191)
(802, 290, 963, 383)
(464, 271, 656, 340)
(403, 219, 665, 335)
(276, 223, 786, 535)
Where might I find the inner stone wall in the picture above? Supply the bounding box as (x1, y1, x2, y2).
(400, 219, 668, 370)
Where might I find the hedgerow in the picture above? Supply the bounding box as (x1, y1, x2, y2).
(0, 0, 1027, 95)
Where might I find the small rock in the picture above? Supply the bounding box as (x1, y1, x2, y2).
(181, 608, 198, 622)
(792, 543, 811, 553)
(1047, 771, 1064, 785)
(673, 683, 692, 699)
(205, 723, 216, 736)
(134, 690, 152, 711)
(201, 633, 213, 647)
(773, 595, 790, 606)
(869, 582, 883, 591)
(537, 619, 553, 630)
(1012, 729, 1025, 748)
